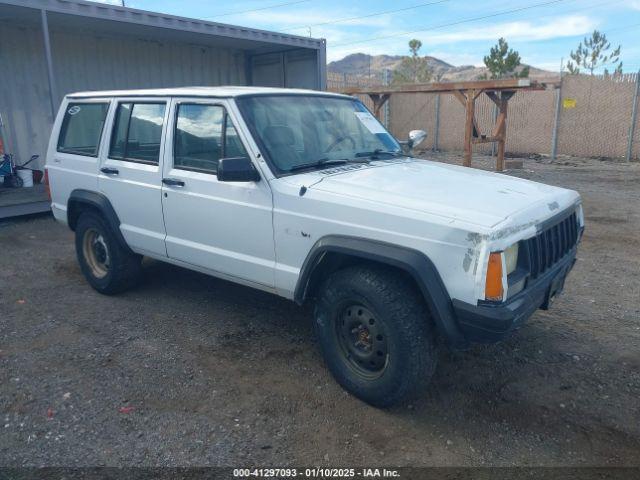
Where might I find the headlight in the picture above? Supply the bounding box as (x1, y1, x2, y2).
(504, 243, 519, 275)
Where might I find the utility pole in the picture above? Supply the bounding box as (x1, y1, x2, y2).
(626, 70, 640, 161)
(383, 69, 390, 129)
(433, 94, 440, 152)
(551, 57, 564, 160)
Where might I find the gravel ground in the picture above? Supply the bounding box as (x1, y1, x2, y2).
(0, 154, 639, 467)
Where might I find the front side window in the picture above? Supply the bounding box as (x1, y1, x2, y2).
(174, 104, 248, 174)
(109, 102, 166, 165)
(57, 102, 109, 157)
(235, 95, 401, 175)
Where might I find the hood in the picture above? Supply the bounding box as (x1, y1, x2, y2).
(283, 158, 578, 229)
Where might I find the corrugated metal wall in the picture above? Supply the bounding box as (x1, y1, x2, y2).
(0, 23, 54, 171)
(251, 50, 319, 90)
(0, 21, 248, 169)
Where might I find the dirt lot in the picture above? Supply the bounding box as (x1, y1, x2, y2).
(1, 154, 639, 467)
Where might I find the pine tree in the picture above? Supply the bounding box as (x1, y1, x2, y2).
(392, 39, 432, 85)
(566, 30, 622, 75)
(483, 38, 529, 79)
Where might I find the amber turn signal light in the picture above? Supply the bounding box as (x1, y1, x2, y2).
(485, 252, 504, 301)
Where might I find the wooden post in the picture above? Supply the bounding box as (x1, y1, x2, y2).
(370, 94, 390, 122)
(486, 90, 512, 172)
(463, 90, 475, 167)
(496, 91, 514, 171)
(345, 79, 552, 172)
(496, 95, 506, 171)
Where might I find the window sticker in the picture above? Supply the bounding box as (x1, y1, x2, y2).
(68, 105, 81, 116)
(354, 111, 386, 134)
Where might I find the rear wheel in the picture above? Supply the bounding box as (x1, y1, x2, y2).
(314, 265, 438, 407)
(75, 212, 142, 294)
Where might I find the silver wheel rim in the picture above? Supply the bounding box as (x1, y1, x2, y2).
(82, 228, 110, 279)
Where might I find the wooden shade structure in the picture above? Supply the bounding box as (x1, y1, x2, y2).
(342, 78, 558, 171)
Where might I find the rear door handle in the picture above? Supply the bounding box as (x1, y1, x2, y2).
(162, 177, 185, 187)
(100, 167, 119, 175)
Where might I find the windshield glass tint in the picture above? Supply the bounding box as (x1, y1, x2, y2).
(236, 95, 401, 174)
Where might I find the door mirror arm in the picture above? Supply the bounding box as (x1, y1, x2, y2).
(399, 129, 428, 155)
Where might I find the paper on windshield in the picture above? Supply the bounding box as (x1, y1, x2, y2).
(354, 112, 386, 134)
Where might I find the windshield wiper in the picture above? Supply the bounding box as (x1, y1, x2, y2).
(354, 149, 402, 159)
(289, 157, 369, 172)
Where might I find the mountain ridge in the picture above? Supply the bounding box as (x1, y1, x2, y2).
(328, 53, 555, 82)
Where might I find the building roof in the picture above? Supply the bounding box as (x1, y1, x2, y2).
(67, 86, 350, 99)
(0, 0, 325, 52)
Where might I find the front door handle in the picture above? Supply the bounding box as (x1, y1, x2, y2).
(100, 167, 119, 175)
(162, 177, 185, 187)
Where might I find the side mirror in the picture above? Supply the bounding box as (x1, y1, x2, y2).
(217, 157, 260, 182)
(408, 130, 427, 149)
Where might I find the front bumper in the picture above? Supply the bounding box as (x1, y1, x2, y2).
(452, 247, 577, 344)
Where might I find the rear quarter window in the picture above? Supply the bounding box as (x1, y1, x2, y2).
(57, 102, 109, 157)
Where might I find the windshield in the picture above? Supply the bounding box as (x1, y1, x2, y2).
(235, 95, 401, 175)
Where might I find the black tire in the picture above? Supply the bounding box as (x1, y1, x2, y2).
(314, 265, 438, 407)
(75, 211, 142, 295)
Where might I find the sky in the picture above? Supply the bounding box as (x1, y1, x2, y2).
(94, 0, 640, 72)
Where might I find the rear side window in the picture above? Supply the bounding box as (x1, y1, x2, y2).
(57, 103, 109, 157)
(174, 104, 248, 174)
(109, 102, 166, 165)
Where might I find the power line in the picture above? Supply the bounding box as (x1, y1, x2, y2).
(205, 0, 311, 19)
(523, 0, 622, 24)
(605, 21, 640, 34)
(332, 0, 572, 47)
(283, 0, 450, 32)
(523, 0, 629, 37)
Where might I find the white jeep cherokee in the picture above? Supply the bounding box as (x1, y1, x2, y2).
(46, 87, 584, 407)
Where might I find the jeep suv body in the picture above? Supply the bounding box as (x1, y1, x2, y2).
(46, 87, 584, 407)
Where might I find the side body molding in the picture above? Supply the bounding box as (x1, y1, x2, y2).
(67, 189, 132, 253)
(294, 235, 468, 349)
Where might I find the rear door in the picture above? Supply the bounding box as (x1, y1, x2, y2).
(160, 98, 275, 288)
(47, 99, 110, 219)
(99, 98, 169, 257)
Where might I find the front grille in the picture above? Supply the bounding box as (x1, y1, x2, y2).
(525, 211, 579, 279)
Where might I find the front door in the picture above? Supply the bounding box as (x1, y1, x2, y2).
(160, 98, 275, 288)
(99, 99, 169, 257)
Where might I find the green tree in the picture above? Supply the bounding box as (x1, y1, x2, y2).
(566, 30, 622, 75)
(392, 39, 431, 84)
(483, 38, 529, 79)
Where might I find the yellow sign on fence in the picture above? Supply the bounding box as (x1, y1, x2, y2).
(563, 98, 577, 109)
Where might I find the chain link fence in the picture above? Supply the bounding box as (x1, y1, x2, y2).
(328, 71, 640, 161)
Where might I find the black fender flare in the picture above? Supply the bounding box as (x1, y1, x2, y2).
(67, 189, 132, 253)
(294, 235, 467, 349)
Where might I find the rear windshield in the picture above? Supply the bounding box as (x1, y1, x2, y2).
(57, 102, 109, 157)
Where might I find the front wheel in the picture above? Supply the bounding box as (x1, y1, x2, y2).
(75, 212, 142, 295)
(314, 265, 438, 407)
